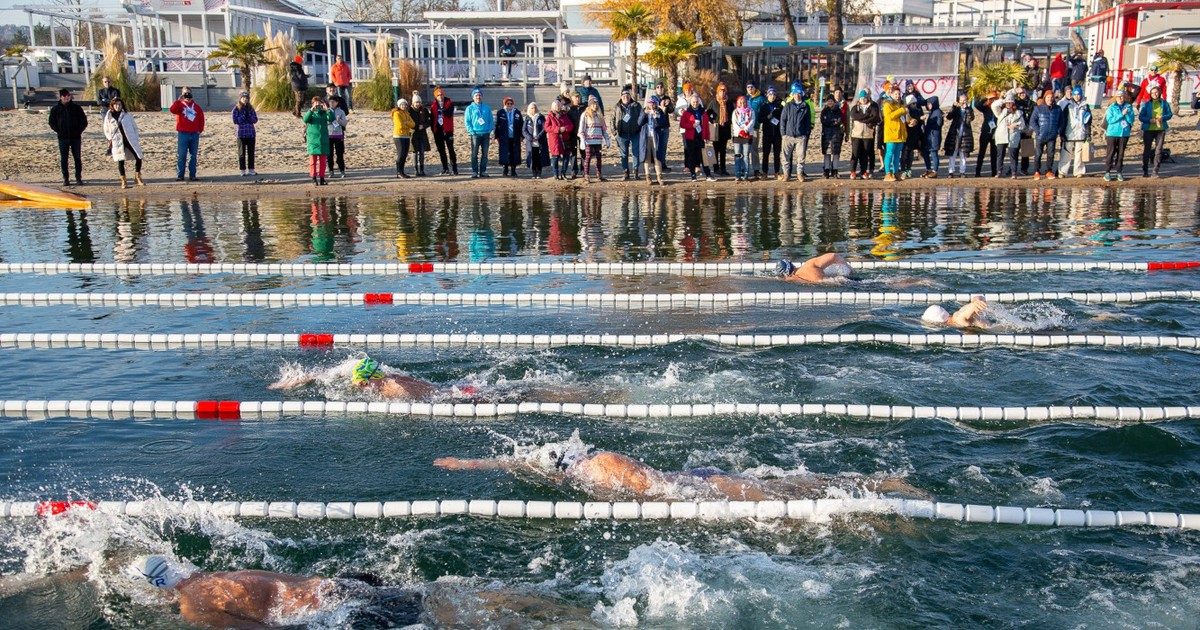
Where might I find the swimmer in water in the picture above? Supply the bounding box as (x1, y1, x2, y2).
(268, 356, 444, 400)
(124, 555, 587, 629)
(775, 253, 856, 283)
(921, 296, 990, 329)
(269, 356, 621, 403)
(434, 437, 928, 501)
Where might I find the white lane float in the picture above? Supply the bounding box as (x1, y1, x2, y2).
(0, 260, 1195, 276)
(1, 332, 1197, 351)
(0, 399, 1194, 423)
(0, 290, 1196, 308)
(6, 498, 1198, 529)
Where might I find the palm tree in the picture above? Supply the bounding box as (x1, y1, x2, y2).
(208, 34, 271, 94)
(966, 61, 1029, 99)
(644, 31, 700, 96)
(601, 2, 657, 98)
(1154, 44, 1200, 106)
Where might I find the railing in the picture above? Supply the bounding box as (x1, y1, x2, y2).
(748, 22, 1071, 44)
(344, 55, 620, 87)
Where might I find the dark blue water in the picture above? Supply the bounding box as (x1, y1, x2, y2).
(0, 188, 1198, 628)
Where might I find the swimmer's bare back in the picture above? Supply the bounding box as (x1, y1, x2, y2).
(371, 374, 438, 401)
(176, 571, 325, 630)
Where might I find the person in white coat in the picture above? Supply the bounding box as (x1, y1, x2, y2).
(102, 97, 144, 188)
(991, 96, 1024, 179)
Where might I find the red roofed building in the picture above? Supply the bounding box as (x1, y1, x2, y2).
(1071, 1, 1200, 100)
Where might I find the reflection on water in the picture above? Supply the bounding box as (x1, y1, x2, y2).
(4, 187, 1198, 266)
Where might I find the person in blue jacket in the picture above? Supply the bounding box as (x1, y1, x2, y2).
(1102, 89, 1135, 181)
(1028, 89, 1066, 179)
(1137, 84, 1172, 178)
(463, 87, 495, 178)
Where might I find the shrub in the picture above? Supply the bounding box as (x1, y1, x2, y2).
(85, 33, 159, 111)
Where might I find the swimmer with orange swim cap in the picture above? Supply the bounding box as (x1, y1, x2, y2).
(775, 253, 856, 283)
(435, 435, 928, 501)
(921, 296, 990, 329)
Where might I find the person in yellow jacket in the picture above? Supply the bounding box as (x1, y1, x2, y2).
(391, 99, 415, 178)
(881, 85, 908, 181)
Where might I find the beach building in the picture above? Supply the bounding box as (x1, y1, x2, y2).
(1070, 1, 1200, 100)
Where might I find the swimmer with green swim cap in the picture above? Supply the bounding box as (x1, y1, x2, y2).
(351, 357, 385, 385)
(270, 355, 438, 400)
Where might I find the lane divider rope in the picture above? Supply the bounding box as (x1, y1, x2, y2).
(1, 400, 1195, 423)
(1, 290, 1196, 308)
(6, 498, 1198, 529)
(0, 261, 1195, 276)
(3, 332, 1198, 351)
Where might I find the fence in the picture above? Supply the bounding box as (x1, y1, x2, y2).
(698, 46, 860, 95)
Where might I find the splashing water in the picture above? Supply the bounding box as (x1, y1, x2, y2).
(983, 301, 1072, 332)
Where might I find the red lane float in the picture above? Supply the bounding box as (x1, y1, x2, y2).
(36, 500, 97, 516)
(196, 401, 242, 420)
(298, 333, 335, 348)
(1148, 261, 1200, 271)
(408, 262, 435, 273)
(362, 293, 394, 305)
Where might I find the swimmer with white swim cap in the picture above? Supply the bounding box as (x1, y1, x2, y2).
(922, 296, 990, 329)
(776, 253, 856, 283)
(435, 438, 928, 501)
(123, 554, 585, 628)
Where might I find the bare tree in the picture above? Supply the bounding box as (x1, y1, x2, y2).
(779, 0, 798, 46)
(324, 0, 462, 22)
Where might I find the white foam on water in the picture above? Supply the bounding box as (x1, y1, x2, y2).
(588, 539, 877, 627)
(983, 301, 1072, 332)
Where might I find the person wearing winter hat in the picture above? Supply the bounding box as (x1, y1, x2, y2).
(288, 54, 309, 117)
(778, 82, 813, 181)
(464, 87, 495, 177)
(391, 98, 415, 178)
(430, 86, 459, 175)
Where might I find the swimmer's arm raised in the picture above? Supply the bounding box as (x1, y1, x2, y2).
(433, 457, 518, 471)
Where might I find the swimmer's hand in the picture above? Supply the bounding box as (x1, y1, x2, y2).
(434, 457, 511, 471)
(267, 375, 312, 390)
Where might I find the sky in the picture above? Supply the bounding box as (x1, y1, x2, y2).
(0, 0, 127, 31)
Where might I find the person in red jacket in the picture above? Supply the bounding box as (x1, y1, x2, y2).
(1049, 53, 1068, 92)
(679, 93, 715, 181)
(330, 54, 352, 110)
(429, 86, 458, 175)
(168, 87, 205, 181)
(1135, 64, 1168, 106)
(543, 98, 574, 180)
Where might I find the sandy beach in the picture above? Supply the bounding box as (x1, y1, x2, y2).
(1, 108, 1196, 200)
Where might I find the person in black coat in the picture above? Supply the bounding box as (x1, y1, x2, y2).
(48, 88, 88, 186)
(96, 76, 120, 109)
(757, 86, 784, 177)
(973, 92, 998, 177)
(288, 55, 308, 117)
(943, 93, 975, 178)
(494, 96, 525, 177)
